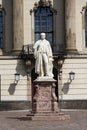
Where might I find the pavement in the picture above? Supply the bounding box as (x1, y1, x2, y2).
(0, 110, 87, 130)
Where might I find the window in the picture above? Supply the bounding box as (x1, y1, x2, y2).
(34, 7, 53, 45)
(0, 11, 3, 49)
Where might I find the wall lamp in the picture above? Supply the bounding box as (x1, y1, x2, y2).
(69, 71, 75, 82)
(15, 73, 20, 83)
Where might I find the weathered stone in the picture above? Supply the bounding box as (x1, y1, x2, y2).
(65, 0, 77, 53)
(33, 77, 59, 113)
(13, 0, 23, 52)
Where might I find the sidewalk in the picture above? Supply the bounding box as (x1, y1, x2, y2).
(0, 110, 87, 130)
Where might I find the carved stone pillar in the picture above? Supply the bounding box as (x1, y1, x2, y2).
(65, 0, 77, 53)
(13, 0, 23, 52)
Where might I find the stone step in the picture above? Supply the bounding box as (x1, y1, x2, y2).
(27, 112, 70, 121)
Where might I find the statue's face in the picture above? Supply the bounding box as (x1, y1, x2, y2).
(40, 33, 46, 40)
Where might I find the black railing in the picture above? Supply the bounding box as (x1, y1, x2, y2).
(51, 44, 65, 54)
(21, 44, 65, 58)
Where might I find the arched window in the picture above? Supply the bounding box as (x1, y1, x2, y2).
(0, 10, 3, 49)
(34, 7, 53, 45)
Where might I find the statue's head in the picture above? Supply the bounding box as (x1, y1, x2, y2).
(40, 33, 46, 40)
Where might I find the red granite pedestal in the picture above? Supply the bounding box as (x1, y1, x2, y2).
(29, 77, 70, 120)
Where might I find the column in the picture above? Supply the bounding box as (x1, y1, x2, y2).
(65, 0, 77, 53)
(13, 0, 23, 52)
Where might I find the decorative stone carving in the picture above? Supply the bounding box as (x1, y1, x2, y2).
(30, 0, 57, 15)
(34, 0, 52, 8)
(20, 44, 34, 80)
(81, 3, 87, 12)
(0, 4, 5, 12)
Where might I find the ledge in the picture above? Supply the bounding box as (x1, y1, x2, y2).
(0, 101, 32, 111)
(59, 100, 87, 109)
(0, 53, 87, 60)
(0, 100, 87, 111)
(0, 55, 19, 60)
(62, 53, 87, 59)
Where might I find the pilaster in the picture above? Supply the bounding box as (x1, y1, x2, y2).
(13, 0, 24, 52)
(65, 0, 77, 53)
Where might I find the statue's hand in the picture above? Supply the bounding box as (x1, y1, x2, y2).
(49, 57, 54, 62)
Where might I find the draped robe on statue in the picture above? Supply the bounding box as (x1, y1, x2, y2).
(33, 39, 53, 77)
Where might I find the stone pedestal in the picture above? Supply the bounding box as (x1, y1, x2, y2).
(33, 77, 59, 113)
(27, 77, 70, 121)
(27, 77, 70, 120)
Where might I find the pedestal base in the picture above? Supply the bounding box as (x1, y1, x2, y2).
(27, 112, 70, 121)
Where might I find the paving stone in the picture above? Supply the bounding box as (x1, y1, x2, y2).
(0, 110, 86, 130)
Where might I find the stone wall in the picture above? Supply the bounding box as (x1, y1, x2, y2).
(60, 56, 87, 100)
(0, 58, 31, 101)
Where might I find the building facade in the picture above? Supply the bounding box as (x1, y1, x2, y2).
(0, 0, 87, 110)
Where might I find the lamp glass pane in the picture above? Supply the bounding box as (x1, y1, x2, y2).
(15, 74, 20, 81)
(69, 72, 75, 80)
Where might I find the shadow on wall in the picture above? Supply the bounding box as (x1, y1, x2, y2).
(8, 83, 17, 95)
(16, 60, 26, 77)
(62, 81, 70, 94)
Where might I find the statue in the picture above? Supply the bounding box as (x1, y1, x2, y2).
(33, 33, 53, 77)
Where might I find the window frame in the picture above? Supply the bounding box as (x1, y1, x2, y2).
(30, 0, 57, 51)
(34, 6, 54, 46)
(0, 5, 5, 54)
(85, 9, 87, 48)
(0, 10, 3, 49)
